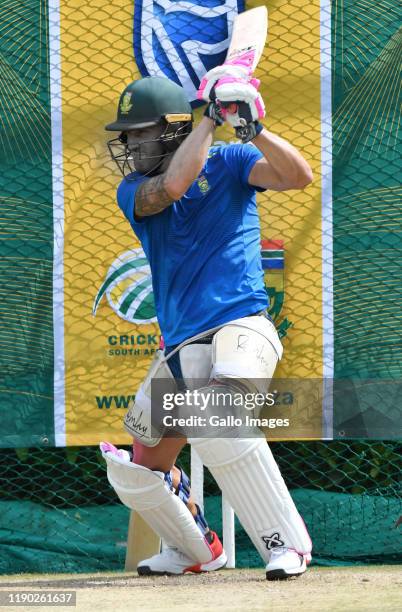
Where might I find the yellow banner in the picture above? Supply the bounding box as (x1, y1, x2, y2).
(59, 0, 323, 444)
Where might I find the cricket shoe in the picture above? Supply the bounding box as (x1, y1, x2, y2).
(265, 547, 311, 580)
(137, 531, 227, 576)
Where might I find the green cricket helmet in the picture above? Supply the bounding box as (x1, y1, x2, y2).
(105, 76, 193, 131)
(106, 77, 193, 179)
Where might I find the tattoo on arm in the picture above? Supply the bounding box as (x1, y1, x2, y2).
(135, 175, 174, 218)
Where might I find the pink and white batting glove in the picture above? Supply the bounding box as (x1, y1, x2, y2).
(208, 76, 265, 142)
(214, 76, 265, 124)
(197, 49, 257, 102)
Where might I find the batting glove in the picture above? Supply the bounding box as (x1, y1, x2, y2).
(214, 77, 265, 142)
(203, 100, 225, 127)
(197, 49, 257, 102)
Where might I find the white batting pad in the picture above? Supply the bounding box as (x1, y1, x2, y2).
(124, 349, 176, 446)
(179, 343, 212, 389)
(102, 450, 213, 564)
(190, 436, 312, 562)
(211, 315, 282, 394)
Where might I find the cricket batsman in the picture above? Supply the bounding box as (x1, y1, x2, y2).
(100, 56, 313, 580)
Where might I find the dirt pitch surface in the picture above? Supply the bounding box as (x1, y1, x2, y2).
(1, 566, 401, 612)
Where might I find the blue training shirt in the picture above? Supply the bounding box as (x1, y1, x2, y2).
(117, 143, 269, 345)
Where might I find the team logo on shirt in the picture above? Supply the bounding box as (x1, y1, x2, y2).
(93, 248, 157, 323)
(197, 175, 210, 194)
(133, 0, 244, 104)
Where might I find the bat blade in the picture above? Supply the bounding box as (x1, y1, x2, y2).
(226, 6, 268, 71)
(125, 511, 161, 571)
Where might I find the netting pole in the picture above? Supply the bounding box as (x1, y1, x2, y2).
(190, 446, 204, 511)
(222, 496, 235, 568)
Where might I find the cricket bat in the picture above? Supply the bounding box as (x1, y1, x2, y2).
(226, 5, 268, 71)
(125, 511, 161, 571)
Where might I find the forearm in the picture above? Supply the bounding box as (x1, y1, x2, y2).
(134, 118, 215, 218)
(250, 128, 313, 190)
(165, 117, 215, 199)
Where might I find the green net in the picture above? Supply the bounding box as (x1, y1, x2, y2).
(0, 441, 400, 574)
(0, 0, 401, 575)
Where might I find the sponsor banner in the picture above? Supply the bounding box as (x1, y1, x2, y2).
(56, 0, 324, 445)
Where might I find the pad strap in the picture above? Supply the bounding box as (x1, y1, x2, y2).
(166, 466, 210, 536)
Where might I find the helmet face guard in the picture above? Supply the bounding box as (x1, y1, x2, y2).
(106, 77, 194, 179)
(107, 120, 192, 180)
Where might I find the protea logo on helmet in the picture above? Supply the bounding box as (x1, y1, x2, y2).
(93, 249, 157, 323)
(120, 93, 133, 114)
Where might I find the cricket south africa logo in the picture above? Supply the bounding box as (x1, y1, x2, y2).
(94, 240, 291, 335)
(134, 0, 245, 104)
(197, 174, 210, 194)
(93, 248, 157, 323)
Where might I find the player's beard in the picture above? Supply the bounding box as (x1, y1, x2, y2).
(130, 143, 172, 177)
(133, 154, 168, 177)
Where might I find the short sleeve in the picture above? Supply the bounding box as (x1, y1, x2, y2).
(117, 175, 149, 234)
(218, 143, 265, 190)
